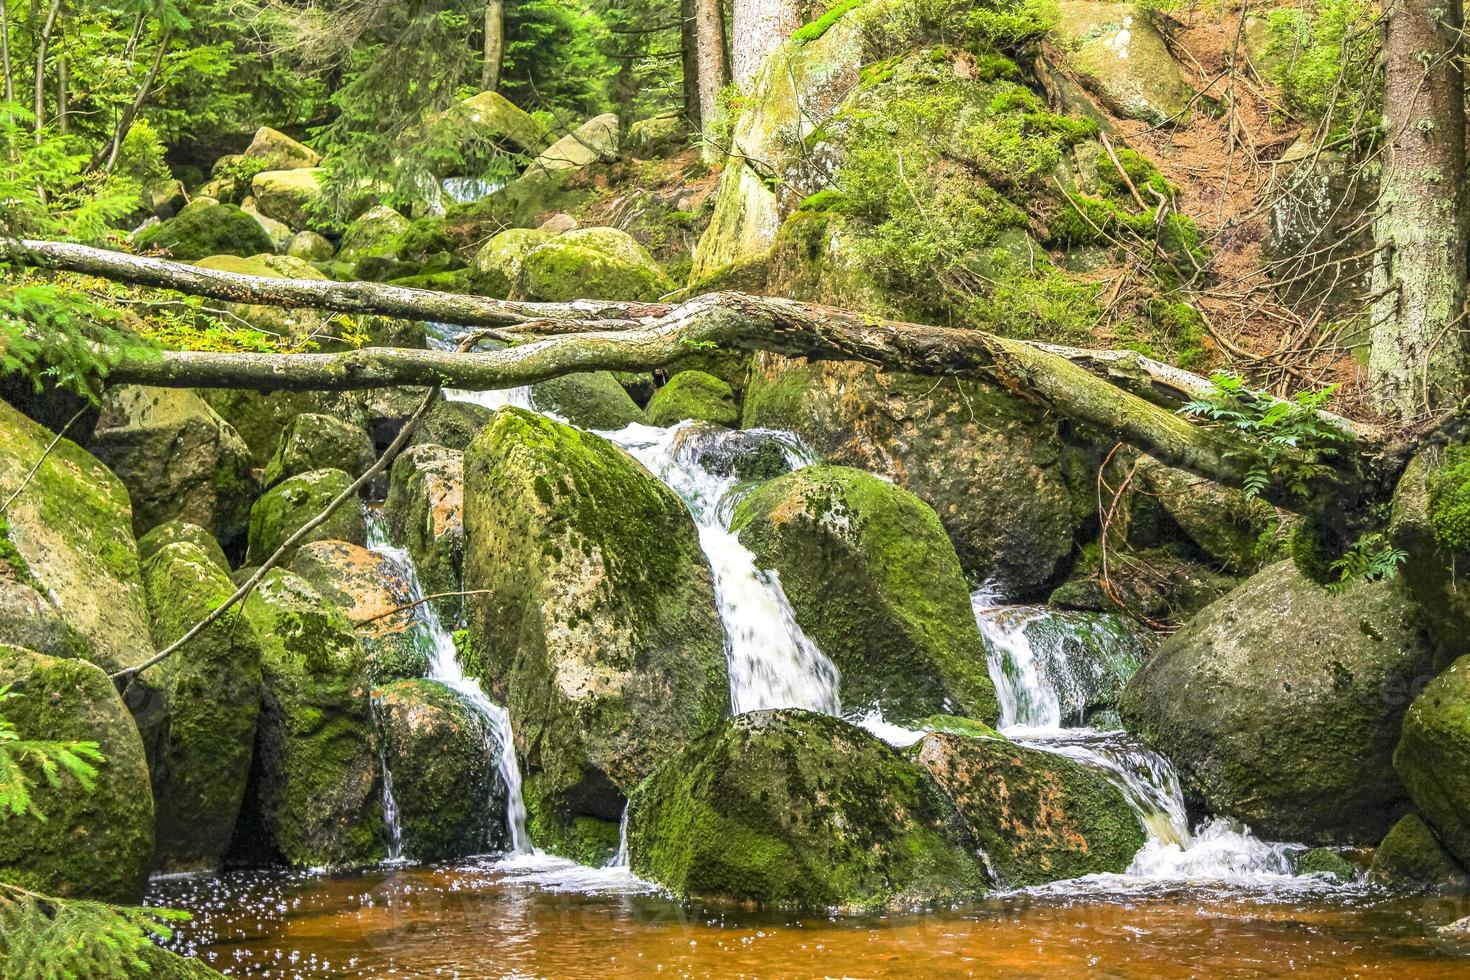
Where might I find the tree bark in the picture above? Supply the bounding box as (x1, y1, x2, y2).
(730, 0, 799, 89)
(695, 0, 729, 128)
(32, 0, 61, 142)
(681, 0, 701, 125)
(1369, 0, 1470, 421)
(482, 0, 504, 92)
(1, 0, 15, 122)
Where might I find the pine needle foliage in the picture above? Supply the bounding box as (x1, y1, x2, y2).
(0, 685, 103, 823)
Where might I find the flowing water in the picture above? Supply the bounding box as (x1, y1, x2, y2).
(146, 395, 1470, 974)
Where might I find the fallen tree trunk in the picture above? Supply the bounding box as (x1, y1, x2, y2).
(7, 239, 1395, 514)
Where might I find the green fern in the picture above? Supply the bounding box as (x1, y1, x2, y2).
(1326, 533, 1407, 594)
(0, 685, 104, 822)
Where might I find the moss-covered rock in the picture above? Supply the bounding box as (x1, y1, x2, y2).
(743, 356, 1077, 592)
(407, 399, 494, 452)
(1295, 847, 1356, 880)
(250, 168, 325, 229)
(627, 709, 986, 910)
(373, 679, 506, 859)
(463, 409, 727, 858)
(262, 412, 377, 488)
(0, 645, 154, 903)
(1049, 541, 1238, 622)
(0, 399, 153, 675)
(731, 465, 998, 724)
(137, 521, 230, 572)
(200, 389, 370, 466)
(286, 229, 335, 261)
(1395, 655, 1470, 868)
(444, 90, 547, 160)
(1389, 450, 1470, 671)
(1054, 3, 1195, 126)
(242, 126, 321, 171)
(911, 731, 1144, 886)
(289, 540, 429, 683)
(385, 446, 464, 621)
(529, 113, 619, 175)
(142, 542, 263, 872)
(0, 574, 83, 660)
(338, 205, 410, 263)
(1134, 457, 1283, 575)
(521, 227, 675, 302)
(470, 227, 557, 297)
(645, 371, 739, 427)
(531, 371, 646, 430)
(245, 467, 366, 565)
(133, 200, 275, 260)
(243, 199, 293, 251)
(234, 569, 383, 867)
(671, 425, 798, 483)
(1119, 561, 1434, 844)
(87, 385, 257, 549)
(1369, 812, 1470, 894)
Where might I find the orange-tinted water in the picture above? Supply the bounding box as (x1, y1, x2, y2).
(148, 859, 1470, 978)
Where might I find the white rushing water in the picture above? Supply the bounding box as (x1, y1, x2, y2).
(603, 422, 843, 716)
(970, 592, 1317, 890)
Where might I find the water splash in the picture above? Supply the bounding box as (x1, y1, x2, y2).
(604, 422, 842, 716)
(366, 511, 530, 855)
(427, 322, 535, 411)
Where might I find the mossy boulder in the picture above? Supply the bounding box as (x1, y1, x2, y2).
(338, 205, 410, 263)
(289, 540, 429, 683)
(137, 521, 230, 572)
(521, 227, 674, 302)
(407, 399, 494, 452)
(1119, 561, 1434, 844)
(627, 709, 987, 911)
(242, 126, 321, 171)
(262, 412, 377, 488)
(1395, 655, 1470, 868)
(743, 356, 1078, 592)
(200, 389, 370, 466)
(1054, 3, 1195, 126)
(672, 425, 798, 483)
(1389, 450, 1470, 670)
(470, 227, 556, 297)
(463, 409, 728, 858)
(245, 467, 366, 565)
(385, 446, 464, 620)
(645, 371, 739, 427)
(133, 200, 274, 260)
(0, 574, 82, 660)
(374, 679, 507, 859)
(451, 90, 547, 155)
(531, 371, 645, 430)
(1295, 847, 1356, 881)
(732, 466, 998, 724)
(529, 113, 619, 175)
(1369, 812, 1470, 895)
(243, 199, 293, 251)
(250, 167, 325, 229)
(87, 385, 257, 548)
(0, 645, 154, 903)
(286, 229, 334, 262)
(141, 542, 263, 872)
(193, 252, 335, 341)
(234, 569, 383, 867)
(1134, 457, 1283, 575)
(912, 732, 1144, 887)
(0, 399, 153, 675)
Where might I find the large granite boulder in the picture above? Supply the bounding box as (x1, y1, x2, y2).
(385, 445, 464, 620)
(1053, 3, 1195, 125)
(133, 199, 274, 260)
(1395, 655, 1470, 868)
(645, 371, 739, 428)
(262, 412, 377, 488)
(520, 227, 675, 302)
(245, 467, 366, 565)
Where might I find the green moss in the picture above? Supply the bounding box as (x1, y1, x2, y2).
(916, 714, 1006, 739)
(133, 202, 274, 261)
(1296, 847, 1355, 880)
(531, 372, 645, 429)
(1369, 812, 1470, 894)
(1428, 444, 1470, 553)
(246, 467, 366, 564)
(644, 371, 739, 427)
(793, 0, 868, 44)
(523, 781, 621, 865)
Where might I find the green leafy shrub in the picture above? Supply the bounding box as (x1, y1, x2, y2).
(1264, 0, 1381, 138)
(1428, 444, 1470, 553)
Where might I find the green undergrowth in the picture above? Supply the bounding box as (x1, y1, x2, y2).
(1428, 444, 1470, 554)
(794, 0, 869, 44)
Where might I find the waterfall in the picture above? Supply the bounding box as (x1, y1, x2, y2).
(604, 422, 843, 716)
(972, 594, 1306, 885)
(371, 696, 405, 862)
(365, 511, 531, 856)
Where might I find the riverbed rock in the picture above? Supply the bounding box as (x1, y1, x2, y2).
(262, 412, 377, 488)
(1119, 560, 1435, 844)
(242, 126, 321, 171)
(137, 520, 230, 572)
(732, 465, 999, 724)
(464, 409, 728, 861)
(530, 113, 619, 175)
(245, 467, 367, 565)
(201, 389, 370, 466)
(470, 227, 557, 296)
(520, 227, 675, 302)
(290, 540, 429, 683)
(672, 425, 797, 483)
(531, 371, 645, 430)
(235, 569, 383, 867)
(251, 167, 325, 229)
(243, 199, 293, 252)
(87, 385, 257, 548)
(338, 204, 410, 263)
(1133, 457, 1283, 575)
(287, 229, 335, 262)
(1389, 450, 1470, 670)
(133, 199, 274, 260)
(407, 399, 494, 452)
(0, 399, 153, 675)
(742, 356, 1078, 592)
(912, 732, 1145, 887)
(373, 679, 506, 859)
(0, 645, 154, 903)
(645, 371, 739, 427)
(0, 574, 80, 660)
(451, 90, 547, 155)
(1053, 3, 1195, 126)
(1395, 655, 1470, 868)
(1368, 812, 1470, 895)
(142, 541, 263, 872)
(385, 446, 464, 620)
(627, 709, 986, 910)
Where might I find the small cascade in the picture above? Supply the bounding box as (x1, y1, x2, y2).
(365, 511, 531, 855)
(428, 322, 535, 411)
(608, 806, 630, 869)
(603, 422, 842, 716)
(371, 696, 405, 862)
(973, 594, 1311, 885)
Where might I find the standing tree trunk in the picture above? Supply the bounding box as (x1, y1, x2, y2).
(1369, 0, 1470, 421)
(1, 0, 15, 125)
(32, 0, 61, 142)
(482, 0, 504, 92)
(681, 0, 701, 124)
(730, 0, 799, 89)
(694, 0, 729, 126)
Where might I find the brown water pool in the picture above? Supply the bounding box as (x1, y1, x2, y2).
(147, 857, 1470, 978)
